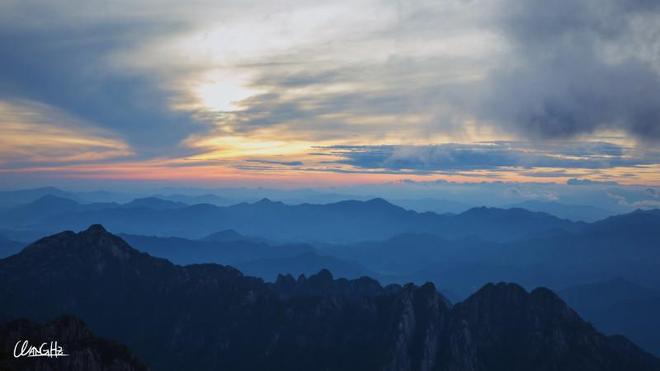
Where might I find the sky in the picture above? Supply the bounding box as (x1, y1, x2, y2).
(1, 0, 660, 188)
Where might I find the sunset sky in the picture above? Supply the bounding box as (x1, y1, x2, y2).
(1, 0, 660, 187)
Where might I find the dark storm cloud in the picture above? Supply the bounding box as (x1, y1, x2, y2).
(227, 0, 660, 143)
(0, 20, 204, 157)
(479, 0, 660, 141)
(319, 141, 660, 173)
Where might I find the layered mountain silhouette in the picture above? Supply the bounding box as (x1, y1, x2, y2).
(1, 225, 658, 371)
(122, 197, 187, 210)
(0, 195, 582, 243)
(238, 251, 369, 280)
(0, 187, 77, 209)
(0, 235, 22, 259)
(119, 232, 312, 266)
(505, 200, 614, 222)
(0, 315, 147, 371)
(202, 229, 251, 242)
(561, 278, 660, 356)
(323, 208, 660, 295)
(118, 233, 368, 280)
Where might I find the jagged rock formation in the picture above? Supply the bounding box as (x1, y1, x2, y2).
(0, 225, 658, 371)
(0, 315, 147, 371)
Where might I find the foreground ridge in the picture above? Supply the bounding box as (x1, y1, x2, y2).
(0, 225, 658, 371)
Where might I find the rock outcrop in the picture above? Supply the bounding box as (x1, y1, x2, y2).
(0, 225, 658, 371)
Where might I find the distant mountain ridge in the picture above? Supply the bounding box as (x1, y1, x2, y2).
(506, 200, 614, 222)
(560, 278, 660, 356)
(0, 187, 78, 209)
(202, 228, 248, 242)
(0, 225, 658, 371)
(319, 208, 660, 292)
(122, 197, 186, 210)
(117, 233, 369, 281)
(0, 195, 583, 243)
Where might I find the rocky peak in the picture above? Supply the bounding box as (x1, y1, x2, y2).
(272, 269, 385, 298)
(3, 225, 172, 288)
(2, 228, 660, 371)
(84, 224, 108, 235)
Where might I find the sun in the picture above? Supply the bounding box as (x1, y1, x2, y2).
(196, 70, 258, 112)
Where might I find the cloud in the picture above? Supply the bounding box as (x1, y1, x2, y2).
(0, 6, 209, 158)
(318, 141, 660, 173)
(566, 178, 619, 186)
(0, 100, 132, 168)
(476, 0, 660, 141)
(1, 0, 659, 186)
(246, 159, 304, 166)
(202, 0, 660, 146)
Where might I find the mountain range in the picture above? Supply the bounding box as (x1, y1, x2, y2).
(117, 232, 369, 280)
(504, 200, 614, 222)
(560, 278, 660, 357)
(1, 225, 659, 370)
(0, 235, 22, 259)
(0, 195, 584, 243)
(1, 193, 659, 363)
(318, 208, 660, 293)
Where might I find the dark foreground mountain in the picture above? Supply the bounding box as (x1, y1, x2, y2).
(0, 315, 147, 371)
(0, 226, 658, 371)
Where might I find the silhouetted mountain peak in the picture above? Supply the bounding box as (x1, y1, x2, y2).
(85, 223, 108, 234)
(202, 229, 245, 242)
(465, 282, 556, 305)
(328, 198, 405, 214)
(365, 197, 392, 206)
(457, 282, 580, 328)
(2, 229, 660, 370)
(272, 269, 385, 299)
(124, 197, 185, 210)
(254, 197, 283, 206)
(275, 273, 296, 287)
(20, 224, 142, 263)
(310, 268, 333, 282)
(587, 208, 660, 234)
(444, 282, 660, 371)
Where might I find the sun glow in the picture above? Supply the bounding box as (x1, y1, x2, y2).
(196, 70, 259, 112)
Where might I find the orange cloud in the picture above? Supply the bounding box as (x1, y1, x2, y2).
(0, 100, 132, 166)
